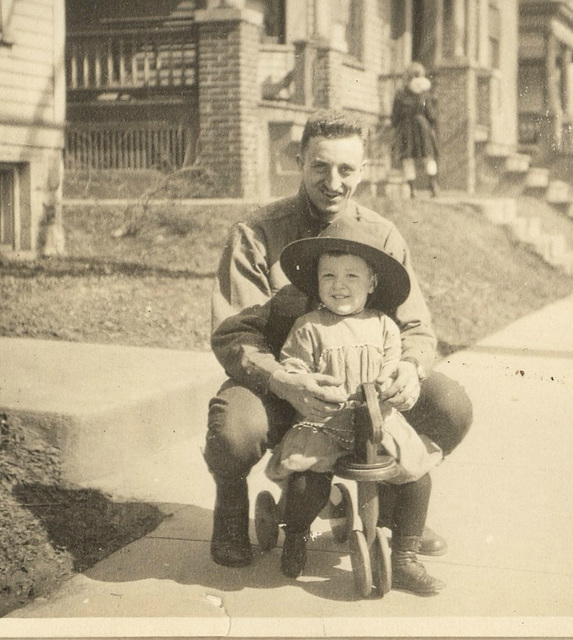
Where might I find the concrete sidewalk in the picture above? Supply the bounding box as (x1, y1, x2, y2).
(1, 295, 573, 638)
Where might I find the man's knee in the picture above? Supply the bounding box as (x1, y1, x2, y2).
(407, 371, 473, 455)
(205, 382, 271, 479)
(426, 371, 473, 454)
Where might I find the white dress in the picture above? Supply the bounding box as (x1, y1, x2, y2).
(266, 307, 442, 484)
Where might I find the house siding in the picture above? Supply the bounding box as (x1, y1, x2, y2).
(0, 0, 58, 124)
(0, 0, 64, 256)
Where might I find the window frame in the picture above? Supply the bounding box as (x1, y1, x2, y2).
(0, 0, 15, 46)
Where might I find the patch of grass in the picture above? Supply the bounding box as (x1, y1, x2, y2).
(0, 414, 164, 616)
(3, 194, 569, 354)
(64, 166, 226, 201)
(62, 201, 254, 275)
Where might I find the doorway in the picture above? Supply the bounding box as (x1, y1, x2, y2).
(0, 167, 15, 251)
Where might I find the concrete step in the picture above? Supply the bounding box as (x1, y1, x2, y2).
(485, 142, 513, 158)
(524, 167, 550, 190)
(381, 169, 410, 199)
(546, 179, 572, 205)
(504, 153, 530, 174)
(460, 197, 573, 276)
(0, 339, 226, 493)
(470, 197, 517, 225)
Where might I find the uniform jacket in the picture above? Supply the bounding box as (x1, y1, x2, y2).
(211, 187, 437, 395)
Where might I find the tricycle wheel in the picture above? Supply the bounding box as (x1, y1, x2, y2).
(349, 529, 373, 597)
(371, 527, 392, 596)
(254, 491, 279, 551)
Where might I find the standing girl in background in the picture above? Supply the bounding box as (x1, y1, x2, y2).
(391, 62, 440, 198)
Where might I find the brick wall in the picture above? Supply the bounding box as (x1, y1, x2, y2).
(313, 46, 344, 109)
(434, 67, 471, 191)
(196, 10, 260, 198)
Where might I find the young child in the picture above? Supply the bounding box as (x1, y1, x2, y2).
(267, 217, 444, 595)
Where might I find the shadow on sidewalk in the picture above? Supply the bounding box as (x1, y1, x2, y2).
(82, 503, 362, 603)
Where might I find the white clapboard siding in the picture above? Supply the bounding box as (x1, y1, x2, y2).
(0, 0, 57, 123)
(0, 57, 52, 77)
(11, 0, 52, 20)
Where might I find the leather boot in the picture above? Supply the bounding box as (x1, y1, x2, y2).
(408, 181, 416, 198)
(387, 526, 448, 556)
(281, 529, 309, 579)
(210, 476, 253, 568)
(419, 526, 448, 556)
(392, 535, 445, 596)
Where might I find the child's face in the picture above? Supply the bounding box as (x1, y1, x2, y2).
(317, 253, 376, 316)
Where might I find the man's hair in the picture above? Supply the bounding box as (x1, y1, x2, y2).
(300, 109, 367, 156)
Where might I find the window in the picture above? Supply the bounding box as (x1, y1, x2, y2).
(488, 2, 500, 69)
(261, 0, 285, 44)
(390, 0, 406, 40)
(0, 0, 15, 45)
(442, 0, 467, 59)
(334, 0, 363, 60)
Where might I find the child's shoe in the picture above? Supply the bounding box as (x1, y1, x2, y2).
(281, 529, 309, 578)
(391, 535, 445, 596)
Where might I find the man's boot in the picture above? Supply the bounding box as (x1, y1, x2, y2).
(377, 483, 447, 556)
(210, 476, 253, 567)
(391, 535, 445, 596)
(408, 180, 416, 198)
(420, 526, 447, 556)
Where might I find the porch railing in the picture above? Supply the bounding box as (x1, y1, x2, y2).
(66, 27, 198, 94)
(65, 122, 194, 171)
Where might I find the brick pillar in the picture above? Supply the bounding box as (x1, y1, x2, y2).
(313, 43, 345, 109)
(195, 7, 261, 198)
(434, 65, 476, 193)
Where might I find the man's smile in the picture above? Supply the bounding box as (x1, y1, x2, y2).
(321, 187, 344, 198)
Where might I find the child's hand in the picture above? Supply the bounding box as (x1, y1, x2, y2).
(375, 377, 392, 395)
(330, 385, 350, 409)
(377, 361, 421, 411)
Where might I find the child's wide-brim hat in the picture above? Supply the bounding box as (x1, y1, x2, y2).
(280, 217, 411, 311)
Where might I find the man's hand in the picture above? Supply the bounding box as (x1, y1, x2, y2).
(269, 369, 346, 422)
(376, 360, 420, 411)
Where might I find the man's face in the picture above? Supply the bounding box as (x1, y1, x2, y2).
(298, 135, 365, 219)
